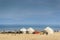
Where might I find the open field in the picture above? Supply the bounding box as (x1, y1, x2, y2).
(0, 32, 60, 40)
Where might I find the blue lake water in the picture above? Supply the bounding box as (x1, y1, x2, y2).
(0, 24, 60, 31)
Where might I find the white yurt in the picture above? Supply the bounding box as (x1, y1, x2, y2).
(27, 27, 35, 34)
(44, 27, 54, 34)
(20, 28, 26, 34)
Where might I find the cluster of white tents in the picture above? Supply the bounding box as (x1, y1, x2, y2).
(1, 26, 54, 35)
(20, 27, 35, 34)
(20, 26, 54, 35)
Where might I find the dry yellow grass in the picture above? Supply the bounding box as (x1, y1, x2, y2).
(0, 32, 60, 40)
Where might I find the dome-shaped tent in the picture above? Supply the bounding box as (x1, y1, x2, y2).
(44, 27, 54, 34)
(27, 27, 35, 34)
(20, 28, 26, 34)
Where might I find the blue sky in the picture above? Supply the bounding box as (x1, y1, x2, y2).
(0, 0, 60, 25)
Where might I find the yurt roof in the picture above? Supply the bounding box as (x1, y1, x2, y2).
(27, 27, 35, 32)
(44, 27, 53, 31)
(20, 28, 26, 31)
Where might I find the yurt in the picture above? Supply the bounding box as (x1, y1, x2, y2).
(44, 27, 54, 34)
(20, 28, 26, 34)
(27, 27, 35, 34)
